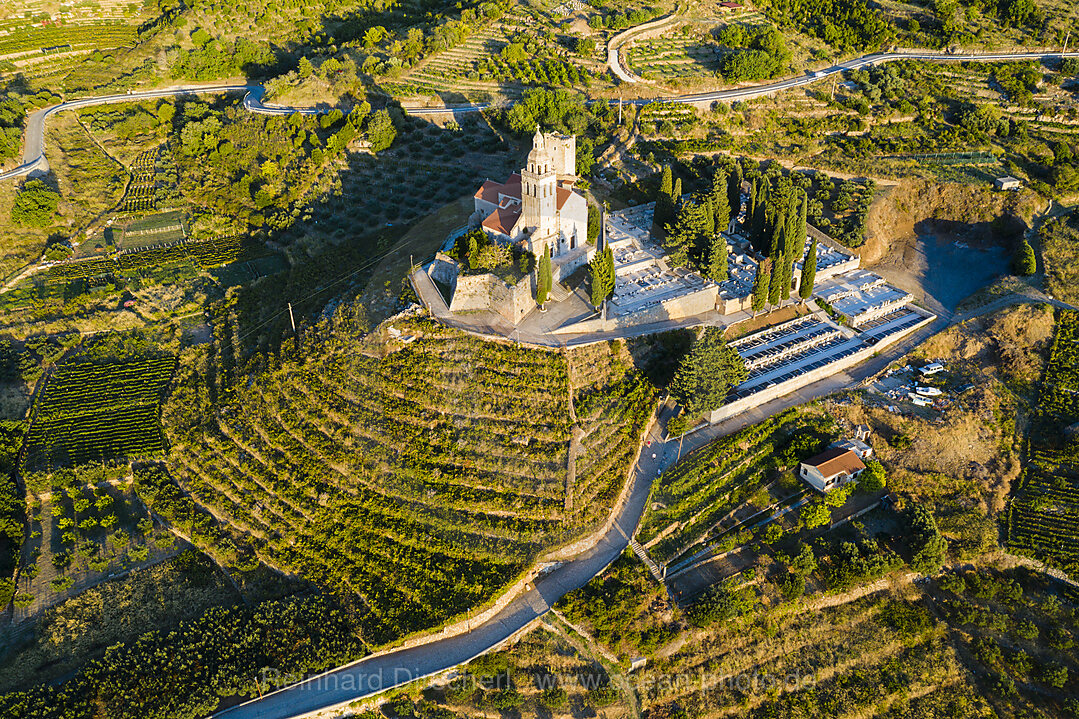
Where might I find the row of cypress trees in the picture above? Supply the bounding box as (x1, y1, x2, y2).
(746, 174, 818, 313)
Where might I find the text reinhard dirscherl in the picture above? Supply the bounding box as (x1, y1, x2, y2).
(255, 667, 817, 697)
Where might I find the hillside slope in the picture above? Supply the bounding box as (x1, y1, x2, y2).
(162, 311, 655, 644)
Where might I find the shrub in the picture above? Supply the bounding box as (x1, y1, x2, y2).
(11, 180, 59, 227)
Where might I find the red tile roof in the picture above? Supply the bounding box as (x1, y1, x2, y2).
(802, 447, 866, 479)
(481, 206, 521, 236)
(556, 186, 574, 211)
(474, 173, 522, 205)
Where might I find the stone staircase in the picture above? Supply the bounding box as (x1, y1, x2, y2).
(629, 537, 665, 582)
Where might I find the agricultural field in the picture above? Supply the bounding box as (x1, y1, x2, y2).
(567, 342, 657, 525)
(1006, 310, 1079, 576)
(21, 343, 177, 472)
(161, 315, 655, 644)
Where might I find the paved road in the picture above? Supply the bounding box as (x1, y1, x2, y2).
(7, 50, 1079, 180)
(214, 408, 673, 719)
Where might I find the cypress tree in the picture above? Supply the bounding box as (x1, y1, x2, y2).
(604, 246, 615, 295)
(751, 181, 768, 253)
(728, 163, 743, 223)
(702, 195, 715, 237)
(752, 258, 771, 314)
(1013, 238, 1036, 276)
(707, 235, 728, 282)
(799, 238, 817, 302)
(657, 165, 673, 227)
(589, 253, 609, 308)
(748, 177, 757, 229)
(673, 177, 682, 206)
(537, 246, 552, 308)
(712, 171, 731, 232)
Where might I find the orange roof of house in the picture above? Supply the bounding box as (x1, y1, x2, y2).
(481, 206, 521, 236)
(556, 186, 575, 210)
(474, 174, 522, 205)
(801, 447, 866, 479)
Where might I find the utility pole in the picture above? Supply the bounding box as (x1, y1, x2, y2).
(1065, 30, 1071, 55)
(287, 302, 296, 333)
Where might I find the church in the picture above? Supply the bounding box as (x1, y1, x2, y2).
(471, 128, 591, 281)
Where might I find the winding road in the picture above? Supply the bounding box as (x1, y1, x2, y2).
(4, 49, 1079, 182)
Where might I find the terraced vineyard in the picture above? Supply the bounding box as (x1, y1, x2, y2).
(23, 353, 178, 472)
(0, 22, 137, 60)
(163, 316, 656, 643)
(117, 149, 159, 215)
(1006, 310, 1079, 576)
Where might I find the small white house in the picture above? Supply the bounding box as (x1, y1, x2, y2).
(799, 448, 867, 492)
(994, 176, 1021, 191)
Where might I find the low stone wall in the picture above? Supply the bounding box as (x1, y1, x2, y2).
(706, 308, 935, 425)
(450, 272, 535, 324)
(611, 285, 719, 328)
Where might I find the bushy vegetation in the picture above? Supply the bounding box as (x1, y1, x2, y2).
(11, 181, 61, 229)
(761, 0, 895, 51)
(555, 551, 673, 661)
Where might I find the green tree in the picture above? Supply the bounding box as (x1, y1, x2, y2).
(11, 180, 59, 227)
(587, 203, 601, 244)
(537, 246, 552, 308)
(502, 42, 527, 64)
(728, 163, 743, 221)
(664, 200, 709, 269)
(656, 165, 674, 228)
(799, 238, 817, 301)
(858, 458, 886, 491)
(365, 109, 397, 152)
(707, 235, 728, 282)
(907, 503, 947, 575)
(751, 258, 771, 314)
(297, 56, 315, 79)
(801, 501, 831, 529)
(711, 171, 731, 232)
(1013, 238, 1036, 275)
(668, 327, 748, 416)
(589, 248, 614, 308)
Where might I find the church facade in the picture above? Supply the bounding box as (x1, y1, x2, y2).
(471, 129, 591, 281)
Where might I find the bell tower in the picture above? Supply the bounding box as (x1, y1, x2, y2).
(520, 127, 557, 246)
